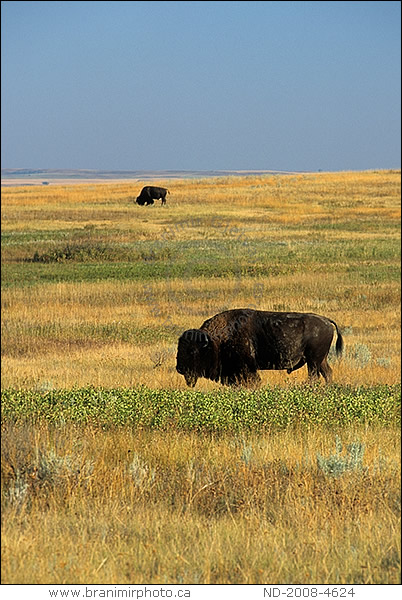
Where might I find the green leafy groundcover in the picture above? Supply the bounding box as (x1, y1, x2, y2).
(1, 385, 400, 431)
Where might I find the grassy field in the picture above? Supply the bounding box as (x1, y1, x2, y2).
(1, 420, 400, 584)
(1, 170, 400, 389)
(1, 170, 401, 584)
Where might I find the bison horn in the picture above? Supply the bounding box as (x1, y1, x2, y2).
(199, 332, 209, 347)
(182, 329, 208, 345)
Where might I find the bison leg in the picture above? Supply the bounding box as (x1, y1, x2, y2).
(319, 358, 333, 383)
(223, 370, 260, 387)
(307, 362, 320, 382)
(307, 358, 332, 383)
(245, 371, 261, 387)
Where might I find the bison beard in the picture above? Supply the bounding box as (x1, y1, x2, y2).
(176, 309, 344, 387)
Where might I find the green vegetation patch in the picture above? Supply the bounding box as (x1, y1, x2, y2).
(2, 384, 400, 431)
(2, 236, 400, 288)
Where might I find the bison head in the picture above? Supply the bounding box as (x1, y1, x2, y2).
(176, 329, 216, 387)
(136, 196, 146, 205)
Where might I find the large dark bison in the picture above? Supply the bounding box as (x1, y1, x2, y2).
(136, 186, 169, 206)
(176, 309, 344, 387)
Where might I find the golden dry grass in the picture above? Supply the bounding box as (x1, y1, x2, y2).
(1, 275, 400, 390)
(1, 169, 401, 390)
(1, 423, 400, 584)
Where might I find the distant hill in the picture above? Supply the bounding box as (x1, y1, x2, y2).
(1, 167, 301, 186)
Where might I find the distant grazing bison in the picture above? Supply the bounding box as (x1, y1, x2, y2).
(176, 309, 343, 387)
(136, 186, 169, 206)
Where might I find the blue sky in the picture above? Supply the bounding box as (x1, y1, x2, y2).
(1, 1, 400, 171)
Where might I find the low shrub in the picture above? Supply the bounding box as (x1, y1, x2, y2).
(2, 384, 400, 431)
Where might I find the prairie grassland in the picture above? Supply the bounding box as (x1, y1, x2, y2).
(1, 274, 401, 389)
(1, 170, 401, 389)
(1, 170, 401, 585)
(1, 422, 400, 584)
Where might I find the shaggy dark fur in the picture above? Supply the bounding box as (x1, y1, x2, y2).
(176, 309, 344, 387)
(136, 186, 169, 206)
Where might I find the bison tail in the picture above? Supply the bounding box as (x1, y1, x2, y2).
(335, 330, 344, 356)
(329, 319, 344, 357)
